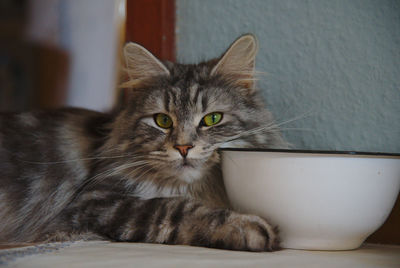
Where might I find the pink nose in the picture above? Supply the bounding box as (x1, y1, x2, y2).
(173, 145, 194, 157)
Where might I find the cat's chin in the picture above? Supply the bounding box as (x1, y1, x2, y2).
(178, 168, 204, 184)
(172, 159, 205, 184)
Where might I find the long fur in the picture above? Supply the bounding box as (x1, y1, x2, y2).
(0, 34, 287, 251)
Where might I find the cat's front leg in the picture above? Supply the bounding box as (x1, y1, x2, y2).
(67, 195, 279, 251)
(179, 205, 281, 252)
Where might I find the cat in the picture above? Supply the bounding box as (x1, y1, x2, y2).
(0, 34, 287, 251)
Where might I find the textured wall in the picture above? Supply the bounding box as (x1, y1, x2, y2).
(176, 0, 400, 153)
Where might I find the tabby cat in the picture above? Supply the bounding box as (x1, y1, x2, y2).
(0, 34, 287, 251)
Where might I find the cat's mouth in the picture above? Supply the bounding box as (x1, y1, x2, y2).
(171, 158, 204, 183)
(167, 154, 215, 183)
(179, 158, 195, 169)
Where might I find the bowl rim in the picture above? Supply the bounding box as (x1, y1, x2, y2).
(219, 148, 400, 157)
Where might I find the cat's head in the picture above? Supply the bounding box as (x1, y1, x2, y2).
(106, 34, 285, 185)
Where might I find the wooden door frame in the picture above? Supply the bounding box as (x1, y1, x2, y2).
(125, 0, 175, 62)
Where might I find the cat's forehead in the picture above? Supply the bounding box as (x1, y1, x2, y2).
(141, 62, 235, 116)
(166, 61, 215, 82)
(146, 83, 233, 117)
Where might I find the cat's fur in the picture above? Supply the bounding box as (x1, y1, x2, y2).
(0, 35, 287, 251)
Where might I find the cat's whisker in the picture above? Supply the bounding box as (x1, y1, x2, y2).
(70, 166, 122, 200)
(17, 151, 165, 166)
(83, 160, 151, 187)
(129, 164, 158, 183)
(121, 164, 153, 181)
(254, 70, 270, 77)
(116, 162, 163, 193)
(107, 161, 153, 176)
(124, 160, 156, 176)
(16, 153, 144, 165)
(149, 151, 168, 157)
(218, 111, 315, 145)
(279, 127, 314, 132)
(274, 109, 315, 129)
(219, 125, 279, 144)
(219, 123, 276, 144)
(126, 164, 153, 179)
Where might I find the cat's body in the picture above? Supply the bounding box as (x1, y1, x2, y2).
(0, 35, 287, 251)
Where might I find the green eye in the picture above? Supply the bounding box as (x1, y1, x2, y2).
(154, 113, 173, 129)
(202, 112, 223, 127)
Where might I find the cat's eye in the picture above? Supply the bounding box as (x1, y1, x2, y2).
(154, 113, 173, 129)
(201, 112, 223, 127)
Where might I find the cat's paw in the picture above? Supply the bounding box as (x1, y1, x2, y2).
(210, 212, 280, 252)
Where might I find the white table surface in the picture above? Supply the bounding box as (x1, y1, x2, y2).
(1, 241, 400, 268)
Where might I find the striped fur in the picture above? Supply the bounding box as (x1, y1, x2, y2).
(0, 35, 286, 251)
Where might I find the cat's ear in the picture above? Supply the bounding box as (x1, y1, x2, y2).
(121, 42, 170, 88)
(211, 34, 258, 92)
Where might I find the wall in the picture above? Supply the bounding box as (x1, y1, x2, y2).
(176, 0, 400, 153)
(27, 0, 125, 111)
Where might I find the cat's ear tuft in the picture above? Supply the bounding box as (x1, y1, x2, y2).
(211, 34, 258, 93)
(121, 42, 170, 88)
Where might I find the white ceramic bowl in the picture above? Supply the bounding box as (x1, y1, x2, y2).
(221, 149, 400, 250)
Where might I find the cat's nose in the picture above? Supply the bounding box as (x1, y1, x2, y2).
(173, 144, 194, 157)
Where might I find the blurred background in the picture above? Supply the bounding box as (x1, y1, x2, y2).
(1, 0, 399, 153)
(0, 0, 125, 112)
(0, 0, 399, 243)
